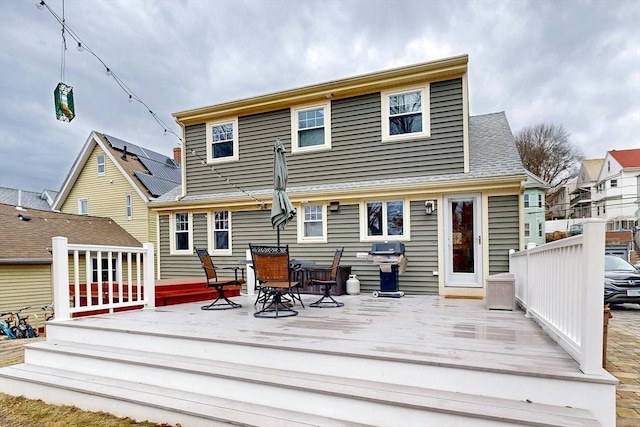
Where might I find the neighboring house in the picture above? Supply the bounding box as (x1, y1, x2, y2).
(0, 202, 141, 319)
(151, 54, 526, 297)
(546, 176, 576, 220)
(523, 171, 549, 246)
(570, 158, 603, 219)
(0, 186, 58, 210)
(53, 131, 181, 252)
(592, 148, 640, 231)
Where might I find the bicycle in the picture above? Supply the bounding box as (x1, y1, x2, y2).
(0, 312, 18, 339)
(40, 302, 54, 322)
(8, 307, 39, 339)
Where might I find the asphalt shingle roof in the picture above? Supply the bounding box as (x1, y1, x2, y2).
(0, 187, 55, 211)
(0, 203, 141, 262)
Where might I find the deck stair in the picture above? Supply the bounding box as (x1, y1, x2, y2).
(0, 296, 613, 426)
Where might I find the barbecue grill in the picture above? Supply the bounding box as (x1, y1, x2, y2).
(369, 242, 406, 298)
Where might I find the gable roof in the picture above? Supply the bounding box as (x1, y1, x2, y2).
(524, 170, 549, 189)
(54, 132, 181, 209)
(576, 158, 604, 188)
(0, 203, 141, 263)
(152, 111, 525, 207)
(608, 148, 640, 168)
(0, 187, 55, 211)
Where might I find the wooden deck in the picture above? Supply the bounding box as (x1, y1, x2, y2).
(0, 293, 617, 426)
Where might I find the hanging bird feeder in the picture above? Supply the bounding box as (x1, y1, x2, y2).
(54, 82, 75, 122)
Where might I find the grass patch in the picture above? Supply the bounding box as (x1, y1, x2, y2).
(0, 393, 178, 427)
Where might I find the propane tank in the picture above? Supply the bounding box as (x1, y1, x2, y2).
(346, 274, 360, 295)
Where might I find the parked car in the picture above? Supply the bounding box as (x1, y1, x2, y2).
(604, 255, 640, 305)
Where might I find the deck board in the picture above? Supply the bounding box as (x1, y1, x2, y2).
(60, 294, 593, 381)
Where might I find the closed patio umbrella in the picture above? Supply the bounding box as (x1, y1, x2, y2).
(271, 138, 296, 246)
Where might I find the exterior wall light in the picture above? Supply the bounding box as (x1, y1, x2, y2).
(424, 200, 436, 215)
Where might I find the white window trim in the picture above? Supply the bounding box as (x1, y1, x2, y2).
(359, 199, 411, 242)
(381, 85, 430, 142)
(524, 223, 531, 238)
(78, 198, 89, 215)
(291, 101, 331, 154)
(126, 194, 133, 221)
(91, 255, 118, 283)
(205, 118, 239, 164)
(523, 194, 530, 208)
(97, 153, 106, 176)
(169, 212, 193, 255)
(208, 210, 232, 256)
(297, 203, 328, 243)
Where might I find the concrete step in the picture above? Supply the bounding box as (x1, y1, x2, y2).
(12, 339, 600, 427)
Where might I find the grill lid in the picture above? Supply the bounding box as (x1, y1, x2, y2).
(370, 242, 405, 255)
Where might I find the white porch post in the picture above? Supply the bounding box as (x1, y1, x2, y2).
(579, 219, 606, 375)
(245, 249, 255, 296)
(52, 236, 71, 320)
(143, 243, 155, 309)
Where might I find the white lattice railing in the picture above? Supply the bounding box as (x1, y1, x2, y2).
(52, 236, 155, 320)
(509, 219, 606, 375)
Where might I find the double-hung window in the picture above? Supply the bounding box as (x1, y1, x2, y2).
(171, 212, 191, 254)
(361, 200, 410, 241)
(97, 154, 106, 176)
(206, 118, 239, 163)
(524, 223, 531, 238)
(125, 194, 133, 221)
(91, 256, 117, 283)
(297, 204, 327, 243)
(210, 210, 231, 255)
(78, 198, 89, 215)
(291, 102, 331, 153)
(538, 223, 543, 238)
(523, 194, 530, 208)
(382, 86, 430, 141)
(610, 179, 617, 188)
(538, 194, 543, 208)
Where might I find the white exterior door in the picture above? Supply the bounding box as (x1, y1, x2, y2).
(444, 194, 482, 287)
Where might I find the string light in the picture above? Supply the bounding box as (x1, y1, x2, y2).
(35, 0, 182, 143)
(189, 149, 266, 208)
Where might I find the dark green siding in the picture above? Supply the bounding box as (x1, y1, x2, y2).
(184, 78, 464, 196)
(488, 195, 520, 274)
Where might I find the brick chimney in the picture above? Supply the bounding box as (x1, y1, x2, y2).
(173, 146, 182, 164)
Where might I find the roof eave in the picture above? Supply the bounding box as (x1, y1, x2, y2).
(174, 55, 469, 125)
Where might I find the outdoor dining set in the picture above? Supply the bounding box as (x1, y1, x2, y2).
(195, 244, 345, 318)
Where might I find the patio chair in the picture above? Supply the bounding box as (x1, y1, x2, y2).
(195, 248, 245, 310)
(249, 244, 299, 318)
(308, 248, 345, 308)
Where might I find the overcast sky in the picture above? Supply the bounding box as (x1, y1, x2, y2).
(0, 0, 638, 192)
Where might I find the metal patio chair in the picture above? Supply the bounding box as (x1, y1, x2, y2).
(308, 248, 345, 308)
(249, 244, 300, 318)
(195, 248, 245, 310)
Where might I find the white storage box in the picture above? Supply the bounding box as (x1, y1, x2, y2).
(486, 273, 515, 310)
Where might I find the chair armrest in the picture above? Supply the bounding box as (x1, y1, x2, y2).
(208, 266, 245, 281)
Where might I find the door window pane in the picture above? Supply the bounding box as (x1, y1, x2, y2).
(451, 200, 474, 273)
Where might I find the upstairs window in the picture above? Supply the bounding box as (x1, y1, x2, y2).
(206, 118, 239, 163)
(538, 223, 543, 238)
(210, 210, 231, 255)
(125, 194, 132, 220)
(524, 194, 530, 208)
(524, 223, 531, 238)
(360, 200, 410, 241)
(291, 102, 331, 153)
(382, 86, 430, 141)
(91, 256, 117, 283)
(538, 194, 543, 208)
(610, 179, 617, 188)
(297, 204, 327, 243)
(78, 198, 89, 215)
(97, 154, 106, 176)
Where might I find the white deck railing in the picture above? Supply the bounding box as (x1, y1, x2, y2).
(509, 219, 606, 375)
(52, 236, 155, 320)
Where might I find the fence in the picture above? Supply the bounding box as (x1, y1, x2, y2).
(509, 219, 606, 375)
(52, 236, 155, 320)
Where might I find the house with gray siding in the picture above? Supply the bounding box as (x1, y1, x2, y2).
(151, 55, 527, 297)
